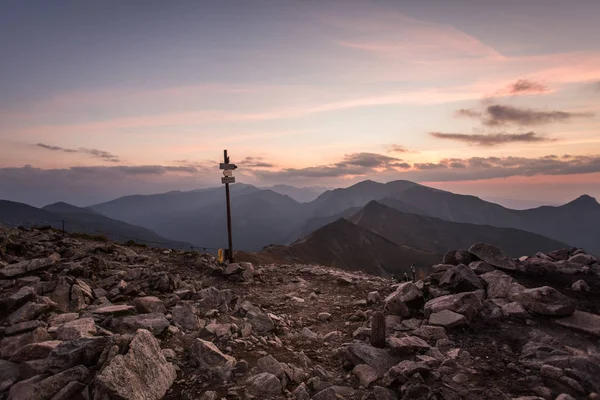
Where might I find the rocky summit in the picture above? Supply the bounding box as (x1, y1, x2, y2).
(1, 228, 599, 400)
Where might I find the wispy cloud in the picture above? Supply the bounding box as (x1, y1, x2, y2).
(35, 143, 120, 162)
(238, 156, 276, 168)
(429, 131, 554, 146)
(386, 144, 409, 153)
(35, 143, 78, 153)
(457, 104, 594, 127)
(503, 79, 549, 95)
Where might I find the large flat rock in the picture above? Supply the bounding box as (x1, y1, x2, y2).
(554, 311, 600, 337)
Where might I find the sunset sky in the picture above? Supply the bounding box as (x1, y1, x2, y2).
(1, 0, 600, 206)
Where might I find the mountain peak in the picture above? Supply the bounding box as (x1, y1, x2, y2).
(566, 194, 598, 207)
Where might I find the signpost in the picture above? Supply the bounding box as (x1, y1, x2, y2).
(220, 150, 237, 263)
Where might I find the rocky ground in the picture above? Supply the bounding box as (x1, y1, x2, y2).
(1, 226, 599, 400)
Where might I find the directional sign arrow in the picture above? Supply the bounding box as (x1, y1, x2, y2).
(220, 163, 238, 170)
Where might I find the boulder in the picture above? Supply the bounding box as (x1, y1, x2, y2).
(0, 286, 36, 313)
(190, 338, 237, 370)
(172, 302, 203, 331)
(48, 313, 79, 327)
(113, 313, 170, 336)
(568, 253, 596, 265)
(424, 292, 483, 321)
(439, 264, 483, 293)
(571, 279, 590, 292)
(339, 343, 398, 376)
(469, 261, 495, 275)
(513, 286, 576, 316)
(47, 381, 86, 400)
(442, 250, 473, 266)
(384, 282, 423, 317)
(388, 336, 430, 356)
(56, 318, 97, 340)
(93, 329, 176, 400)
(428, 310, 467, 328)
(507, 282, 527, 302)
(292, 383, 310, 400)
(5, 320, 46, 336)
(134, 296, 166, 314)
(92, 304, 135, 316)
(246, 372, 281, 396)
(480, 270, 513, 298)
(0, 327, 51, 359)
(373, 386, 399, 400)
(0, 360, 19, 392)
(353, 364, 379, 387)
(385, 360, 431, 382)
(312, 386, 356, 400)
(8, 365, 90, 400)
(256, 354, 285, 378)
(548, 249, 570, 261)
(0, 256, 56, 278)
(554, 311, 600, 337)
(468, 243, 516, 271)
(7, 298, 54, 325)
(240, 301, 274, 334)
(9, 340, 61, 363)
(411, 325, 448, 342)
(501, 302, 530, 319)
(48, 337, 111, 372)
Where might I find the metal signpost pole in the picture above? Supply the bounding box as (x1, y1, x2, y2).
(220, 150, 237, 263)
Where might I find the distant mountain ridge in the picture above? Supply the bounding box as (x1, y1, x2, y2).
(0, 199, 192, 249)
(350, 201, 569, 257)
(87, 180, 600, 254)
(254, 218, 441, 277)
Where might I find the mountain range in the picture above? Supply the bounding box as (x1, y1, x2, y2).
(0, 200, 191, 249)
(1, 179, 598, 277)
(87, 180, 600, 255)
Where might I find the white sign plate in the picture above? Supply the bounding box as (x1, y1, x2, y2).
(221, 176, 236, 184)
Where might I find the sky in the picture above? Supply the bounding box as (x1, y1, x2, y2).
(1, 0, 600, 207)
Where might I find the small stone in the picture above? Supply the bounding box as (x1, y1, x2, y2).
(199, 391, 218, 400)
(246, 372, 282, 395)
(501, 302, 530, 319)
(134, 296, 166, 314)
(428, 310, 467, 328)
(256, 354, 284, 378)
(388, 336, 430, 356)
(317, 312, 332, 322)
(190, 338, 237, 370)
(571, 279, 590, 292)
(301, 327, 319, 340)
(367, 291, 381, 305)
(292, 383, 310, 400)
(385, 282, 423, 317)
(540, 364, 563, 380)
(48, 313, 79, 327)
(172, 302, 203, 331)
(373, 386, 398, 400)
(92, 304, 135, 316)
